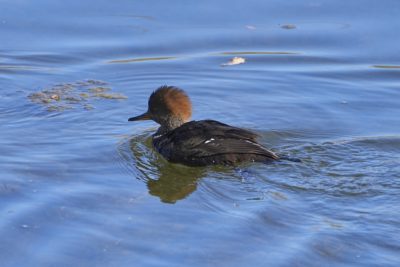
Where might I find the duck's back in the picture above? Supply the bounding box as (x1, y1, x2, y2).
(153, 120, 279, 166)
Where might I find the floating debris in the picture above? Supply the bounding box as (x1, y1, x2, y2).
(28, 79, 127, 112)
(280, 24, 296, 30)
(64, 96, 82, 102)
(372, 65, 400, 69)
(83, 104, 94, 110)
(86, 79, 108, 85)
(218, 51, 297, 55)
(108, 56, 177, 64)
(88, 86, 111, 93)
(47, 105, 73, 112)
(50, 94, 60, 101)
(245, 25, 256, 30)
(93, 93, 128, 99)
(0, 64, 57, 72)
(79, 93, 90, 98)
(29, 92, 51, 104)
(221, 57, 246, 66)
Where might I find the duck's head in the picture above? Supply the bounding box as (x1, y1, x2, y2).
(128, 85, 192, 132)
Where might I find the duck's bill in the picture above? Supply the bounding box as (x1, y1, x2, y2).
(128, 112, 151, 121)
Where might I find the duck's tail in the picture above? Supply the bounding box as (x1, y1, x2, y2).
(278, 155, 302, 163)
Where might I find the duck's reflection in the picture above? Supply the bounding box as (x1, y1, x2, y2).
(129, 137, 205, 204)
(147, 164, 204, 204)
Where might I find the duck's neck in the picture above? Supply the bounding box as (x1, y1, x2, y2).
(155, 117, 185, 136)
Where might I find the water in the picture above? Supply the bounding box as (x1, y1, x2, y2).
(1, 0, 400, 266)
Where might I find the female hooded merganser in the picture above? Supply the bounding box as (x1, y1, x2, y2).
(128, 85, 279, 166)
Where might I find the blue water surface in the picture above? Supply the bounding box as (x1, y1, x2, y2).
(1, 0, 400, 266)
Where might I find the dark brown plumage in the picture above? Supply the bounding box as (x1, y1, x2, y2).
(128, 86, 279, 166)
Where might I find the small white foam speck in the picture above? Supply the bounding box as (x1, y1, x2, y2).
(221, 57, 246, 66)
(205, 138, 215, 144)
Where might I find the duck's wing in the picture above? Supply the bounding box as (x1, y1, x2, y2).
(168, 120, 259, 144)
(165, 120, 278, 162)
(189, 137, 279, 159)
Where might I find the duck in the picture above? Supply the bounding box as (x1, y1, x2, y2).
(128, 85, 279, 166)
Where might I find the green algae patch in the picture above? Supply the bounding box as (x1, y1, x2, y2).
(88, 86, 111, 93)
(94, 93, 128, 99)
(108, 56, 177, 64)
(372, 65, 400, 69)
(28, 79, 127, 112)
(216, 51, 298, 55)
